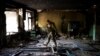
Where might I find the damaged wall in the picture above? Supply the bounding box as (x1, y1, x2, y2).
(0, 0, 6, 48)
(37, 10, 86, 33)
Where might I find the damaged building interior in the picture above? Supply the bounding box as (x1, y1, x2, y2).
(0, 0, 99, 56)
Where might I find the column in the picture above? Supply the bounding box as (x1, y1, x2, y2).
(92, 4, 96, 41)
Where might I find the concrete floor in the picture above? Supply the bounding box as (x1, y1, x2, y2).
(0, 37, 100, 56)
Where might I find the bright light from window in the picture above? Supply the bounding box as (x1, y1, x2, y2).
(24, 12, 31, 31)
(19, 8, 23, 15)
(29, 18, 31, 30)
(5, 11, 18, 35)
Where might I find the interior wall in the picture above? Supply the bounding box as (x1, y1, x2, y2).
(37, 10, 86, 33)
(0, 0, 6, 47)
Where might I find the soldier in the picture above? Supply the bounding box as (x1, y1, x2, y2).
(44, 20, 57, 47)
